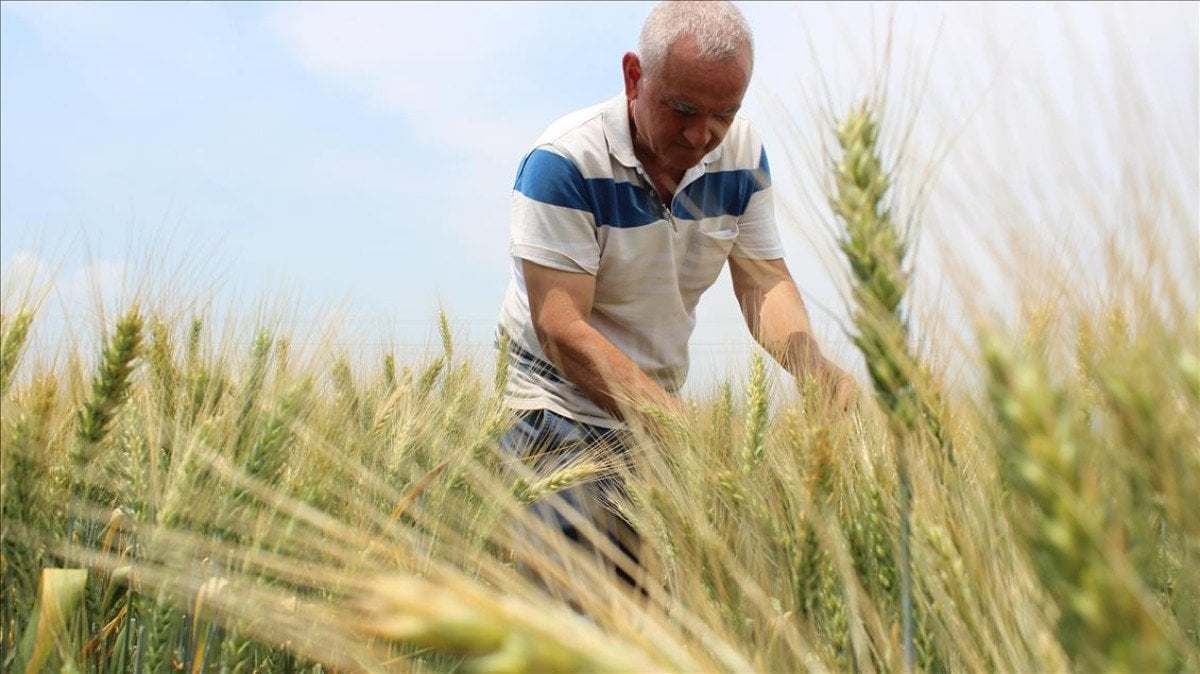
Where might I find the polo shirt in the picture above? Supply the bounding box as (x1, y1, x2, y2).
(498, 93, 784, 428)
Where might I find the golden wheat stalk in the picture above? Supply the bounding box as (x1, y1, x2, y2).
(742, 350, 769, 472)
(511, 461, 605, 505)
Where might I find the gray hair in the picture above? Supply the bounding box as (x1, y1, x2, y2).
(637, 1, 754, 77)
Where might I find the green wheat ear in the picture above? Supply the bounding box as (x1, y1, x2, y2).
(831, 100, 954, 458)
(74, 308, 143, 455)
(741, 350, 769, 472)
(493, 329, 511, 395)
(383, 351, 398, 390)
(982, 329, 1181, 672)
(1, 309, 35, 394)
(831, 98, 922, 672)
(438, 309, 454, 364)
(832, 100, 915, 431)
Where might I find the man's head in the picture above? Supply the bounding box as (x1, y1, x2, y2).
(623, 1, 754, 175)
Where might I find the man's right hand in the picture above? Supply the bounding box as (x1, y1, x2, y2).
(825, 365, 858, 412)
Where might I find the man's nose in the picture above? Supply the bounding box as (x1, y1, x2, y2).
(681, 117, 712, 149)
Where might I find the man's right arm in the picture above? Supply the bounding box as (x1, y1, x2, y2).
(523, 259, 680, 422)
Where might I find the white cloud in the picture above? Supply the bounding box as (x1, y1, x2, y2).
(0, 250, 130, 312)
(0, 250, 134, 359)
(261, 2, 653, 302)
(266, 3, 550, 163)
(0, 251, 55, 301)
(268, 3, 516, 84)
(264, 2, 657, 169)
(58, 259, 129, 309)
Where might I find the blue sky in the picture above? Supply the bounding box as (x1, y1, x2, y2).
(2, 2, 1196, 390)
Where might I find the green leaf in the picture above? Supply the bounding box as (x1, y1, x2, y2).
(16, 568, 89, 674)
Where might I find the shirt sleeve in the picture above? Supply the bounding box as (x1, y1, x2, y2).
(732, 145, 786, 260)
(509, 147, 601, 275)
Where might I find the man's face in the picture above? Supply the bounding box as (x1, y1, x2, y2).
(624, 34, 752, 175)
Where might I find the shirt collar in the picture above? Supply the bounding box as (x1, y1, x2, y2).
(601, 93, 724, 171)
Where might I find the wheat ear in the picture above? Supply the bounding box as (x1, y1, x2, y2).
(0, 310, 34, 395)
(831, 99, 918, 671)
(74, 308, 143, 455)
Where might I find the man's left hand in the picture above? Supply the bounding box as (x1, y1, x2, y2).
(829, 367, 857, 412)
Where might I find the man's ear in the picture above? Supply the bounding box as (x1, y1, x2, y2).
(622, 52, 641, 100)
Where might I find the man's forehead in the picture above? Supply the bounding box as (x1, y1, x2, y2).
(651, 48, 751, 105)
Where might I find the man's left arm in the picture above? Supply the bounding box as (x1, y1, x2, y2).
(728, 255, 856, 410)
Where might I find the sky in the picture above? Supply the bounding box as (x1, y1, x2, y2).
(2, 1, 1196, 392)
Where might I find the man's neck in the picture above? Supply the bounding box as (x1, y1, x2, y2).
(631, 141, 683, 202)
(640, 159, 682, 202)
(628, 104, 683, 201)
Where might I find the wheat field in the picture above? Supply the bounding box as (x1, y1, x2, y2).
(2, 20, 1198, 674)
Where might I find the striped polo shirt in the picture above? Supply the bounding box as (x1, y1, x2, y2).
(498, 93, 784, 428)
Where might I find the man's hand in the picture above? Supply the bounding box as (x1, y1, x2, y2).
(523, 259, 679, 423)
(822, 363, 858, 412)
(795, 360, 857, 414)
(627, 396, 687, 445)
(729, 256, 858, 414)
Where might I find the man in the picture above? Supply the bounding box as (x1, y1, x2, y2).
(497, 0, 854, 590)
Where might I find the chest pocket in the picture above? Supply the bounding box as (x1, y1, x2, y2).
(678, 223, 737, 299)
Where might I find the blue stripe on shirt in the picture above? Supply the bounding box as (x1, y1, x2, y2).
(587, 176, 663, 229)
(515, 149, 660, 229)
(514, 149, 591, 212)
(514, 146, 772, 227)
(673, 148, 772, 220)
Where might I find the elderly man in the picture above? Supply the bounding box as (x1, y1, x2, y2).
(496, 0, 853, 590)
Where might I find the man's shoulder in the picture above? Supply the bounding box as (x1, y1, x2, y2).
(535, 100, 607, 143)
(711, 115, 768, 171)
(528, 95, 621, 155)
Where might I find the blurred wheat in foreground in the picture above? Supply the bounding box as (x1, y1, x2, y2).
(3, 35, 1199, 674)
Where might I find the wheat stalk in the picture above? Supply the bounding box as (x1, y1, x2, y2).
(146, 316, 177, 416)
(0, 309, 34, 395)
(493, 329, 510, 396)
(741, 350, 769, 473)
(74, 308, 143, 456)
(354, 573, 665, 672)
(983, 329, 1182, 671)
(232, 330, 273, 458)
(382, 351, 397, 391)
(830, 99, 920, 671)
(512, 461, 605, 506)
